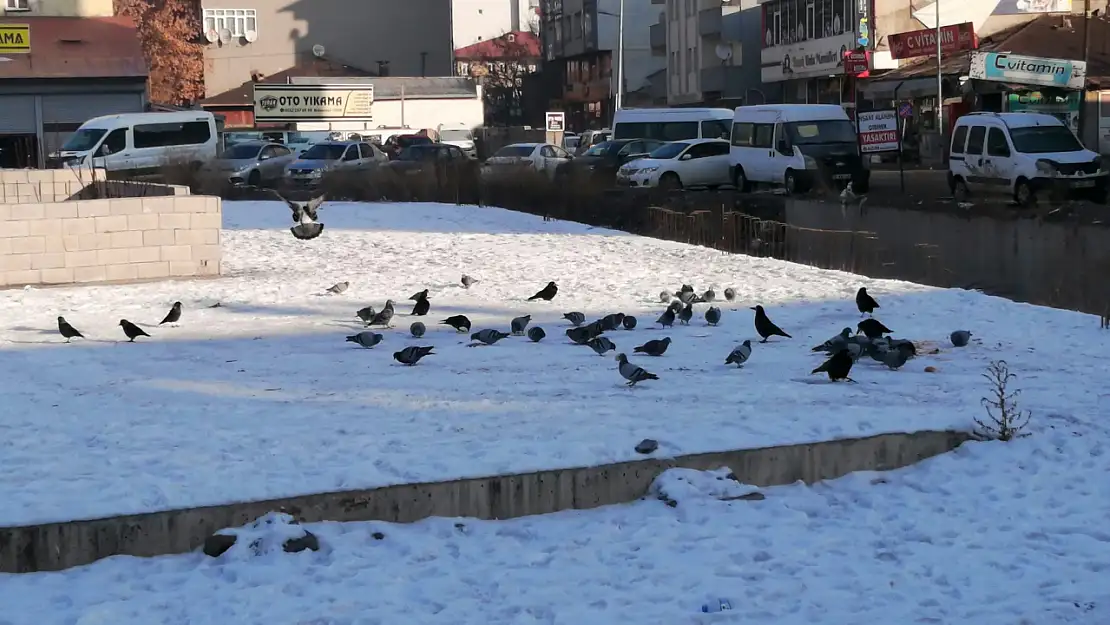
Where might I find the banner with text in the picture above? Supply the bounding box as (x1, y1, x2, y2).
(253, 84, 374, 123)
(970, 52, 1086, 90)
(857, 110, 899, 154)
(888, 22, 977, 60)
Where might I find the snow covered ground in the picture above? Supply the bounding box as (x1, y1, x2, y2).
(0, 201, 1104, 526)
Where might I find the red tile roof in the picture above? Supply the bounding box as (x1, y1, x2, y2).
(0, 16, 147, 79)
(455, 31, 540, 59)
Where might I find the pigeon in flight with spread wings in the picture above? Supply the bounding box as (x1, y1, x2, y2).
(260, 188, 327, 240)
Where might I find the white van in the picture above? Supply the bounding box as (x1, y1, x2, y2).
(437, 123, 478, 158)
(947, 112, 1106, 205)
(51, 111, 218, 178)
(612, 108, 733, 142)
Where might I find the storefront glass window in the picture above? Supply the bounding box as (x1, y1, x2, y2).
(763, 0, 853, 47)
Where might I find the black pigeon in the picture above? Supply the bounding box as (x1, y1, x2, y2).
(600, 313, 626, 331)
(527, 281, 558, 301)
(724, 287, 736, 302)
(394, 345, 434, 366)
(656, 308, 676, 328)
(409, 289, 429, 302)
(856, 287, 879, 316)
(622, 315, 637, 330)
(950, 330, 972, 347)
(159, 301, 182, 325)
(587, 336, 617, 356)
(634, 337, 672, 357)
(441, 315, 472, 333)
(57, 316, 84, 342)
(527, 326, 546, 342)
(882, 343, 915, 370)
(346, 331, 383, 348)
(410, 298, 430, 316)
(751, 305, 792, 343)
(679, 284, 694, 295)
(857, 318, 892, 340)
(704, 306, 721, 326)
(678, 290, 698, 304)
(582, 320, 606, 339)
(677, 302, 693, 325)
(812, 348, 855, 382)
(410, 322, 426, 337)
(563, 312, 585, 326)
(566, 326, 595, 345)
(511, 315, 532, 335)
(119, 319, 149, 342)
(356, 306, 376, 324)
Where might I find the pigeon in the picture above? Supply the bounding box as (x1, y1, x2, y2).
(159, 301, 182, 325)
(510, 315, 532, 335)
(394, 345, 434, 366)
(410, 298, 430, 316)
(656, 308, 676, 328)
(845, 342, 864, 361)
(704, 306, 721, 326)
(622, 315, 637, 330)
(950, 330, 972, 347)
(460, 274, 478, 289)
(725, 340, 752, 367)
(410, 322, 426, 338)
(264, 190, 327, 240)
(346, 331, 383, 348)
(668, 300, 684, 314)
(856, 287, 879, 316)
(582, 319, 606, 338)
(813, 328, 853, 353)
(369, 300, 395, 327)
(659, 290, 673, 303)
(441, 314, 472, 333)
(566, 326, 595, 345)
(471, 329, 510, 345)
(812, 348, 855, 382)
(119, 319, 149, 342)
(356, 306, 376, 324)
(857, 318, 892, 340)
(724, 287, 736, 302)
(678, 290, 698, 304)
(600, 313, 625, 331)
(677, 302, 694, 325)
(527, 281, 558, 301)
(326, 281, 349, 295)
(634, 337, 671, 357)
(751, 305, 792, 343)
(865, 339, 891, 363)
(702, 288, 716, 303)
(563, 312, 585, 326)
(409, 289, 429, 302)
(887, 338, 917, 357)
(587, 336, 617, 356)
(57, 316, 84, 342)
(527, 326, 546, 342)
(679, 284, 694, 295)
(882, 343, 915, 370)
(615, 353, 659, 387)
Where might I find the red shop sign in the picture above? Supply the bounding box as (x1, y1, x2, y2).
(844, 50, 869, 76)
(888, 22, 978, 60)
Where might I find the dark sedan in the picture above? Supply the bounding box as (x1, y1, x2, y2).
(558, 138, 667, 185)
(386, 143, 473, 176)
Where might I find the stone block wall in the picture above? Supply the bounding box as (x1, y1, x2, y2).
(0, 169, 188, 204)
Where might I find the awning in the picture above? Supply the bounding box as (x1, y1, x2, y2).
(860, 76, 951, 100)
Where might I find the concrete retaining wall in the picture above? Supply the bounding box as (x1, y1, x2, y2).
(0, 429, 969, 573)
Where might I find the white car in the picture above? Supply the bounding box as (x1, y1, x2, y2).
(483, 142, 573, 180)
(616, 139, 732, 190)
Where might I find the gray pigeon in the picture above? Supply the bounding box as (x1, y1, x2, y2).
(845, 342, 864, 362)
(527, 326, 546, 342)
(634, 337, 671, 357)
(471, 328, 510, 345)
(659, 290, 673, 303)
(668, 300, 684, 314)
(702, 288, 715, 303)
(813, 328, 853, 353)
(950, 330, 972, 347)
(510, 315, 532, 335)
(725, 340, 752, 367)
(563, 312, 585, 326)
(615, 353, 659, 387)
(394, 345, 434, 365)
(369, 300, 395, 327)
(622, 315, 637, 330)
(326, 281, 349, 294)
(461, 274, 478, 289)
(346, 331, 383, 348)
(410, 322, 426, 338)
(882, 343, 915, 370)
(705, 306, 721, 326)
(677, 302, 693, 325)
(678, 290, 698, 304)
(356, 306, 376, 324)
(656, 308, 676, 328)
(724, 287, 736, 302)
(600, 313, 625, 331)
(587, 336, 617, 356)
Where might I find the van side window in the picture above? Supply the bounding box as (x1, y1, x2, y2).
(950, 126, 968, 154)
(731, 122, 753, 147)
(752, 123, 775, 149)
(701, 119, 731, 140)
(966, 126, 986, 156)
(102, 128, 127, 154)
(614, 121, 700, 141)
(133, 120, 212, 149)
(986, 128, 1010, 157)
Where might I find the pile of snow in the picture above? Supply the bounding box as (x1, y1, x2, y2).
(649, 467, 763, 507)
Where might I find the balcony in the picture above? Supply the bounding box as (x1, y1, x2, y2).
(650, 22, 665, 54)
(700, 65, 746, 98)
(698, 7, 721, 37)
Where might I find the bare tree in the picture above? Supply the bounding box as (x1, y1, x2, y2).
(462, 32, 540, 126)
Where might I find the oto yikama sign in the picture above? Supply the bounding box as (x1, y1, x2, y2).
(857, 110, 899, 154)
(0, 24, 30, 53)
(888, 22, 976, 60)
(253, 84, 374, 123)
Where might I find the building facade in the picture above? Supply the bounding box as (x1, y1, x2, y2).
(455, 31, 542, 125)
(0, 0, 113, 17)
(452, 0, 541, 49)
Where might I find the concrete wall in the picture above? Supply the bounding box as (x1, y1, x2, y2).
(0, 169, 222, 288)
(0, 429, 968, 573)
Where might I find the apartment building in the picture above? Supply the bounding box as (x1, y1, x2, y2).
(453, 0, 541, 48)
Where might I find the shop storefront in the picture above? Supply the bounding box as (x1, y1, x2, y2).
(969, 51, 1087, 134)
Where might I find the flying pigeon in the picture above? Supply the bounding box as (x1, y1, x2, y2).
(326, 281, 349, 295)
(857, 318, 892, 340)
(527, 326, 546, 342)
(441, 314, 471, 333)
(622, 315, 637, 330)
(510, 315, 532, 335)
(587, 336, 617, 356)
(369, 300, 395, 327)
(615, 353, 659, 387)
(461, 274, 479, 289)
(634, 337, 671, 357)
(812, 348, 855, 382)
(704, 306, 721, 326)
(751, 305, 791, 343)
(119, 319, 149, 342)
(410, 322, 426, 338)
(724, 287, 736, 302)
(563, 312, 586, 326)
(725, 340, 752, 367)
(527, 281, 558, 301)
(394, 345, 434, 366)
(159, 301, 182, 325)
(656, 308, 676, 328)
(262, 189, 327, 240)
(950, 330, 972, 347)
(346, 331, 383, 348)
(57, 316, 84, 342)
(356, 306, 376, 324)
(410, 298, 430, 316)
(409, 289, 429, 301)
(471, 329, 510, 345)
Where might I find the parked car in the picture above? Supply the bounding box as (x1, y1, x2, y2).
(386, 143, 472, 176)
(612, 107, 733, 141)
(574, 129, 612, 155)
(562, 132, 580, 151)
(483, 143, 573, 180)
(207, 141, 297, 187)
(383, 134, 435, 160)
(560, 138, 667, 185)
(948, 112, 1107, 205)
(616, 139, 732, 190)
(437, 124, 478, 159)
(283, 140, 388, 188)
(49, 111, 218, 177)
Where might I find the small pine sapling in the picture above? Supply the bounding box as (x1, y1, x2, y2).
(973, 360, 1032, 442)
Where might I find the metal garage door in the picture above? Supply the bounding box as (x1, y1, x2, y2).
(0, 96, 36, 133)
(41, 92, 145, 153)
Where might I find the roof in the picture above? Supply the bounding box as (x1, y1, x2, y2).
(290, 76, 479, 99)
(202, 55, 376, 107)
(454, 31, 541, 58)
(0, 16, 146, 80)
(958, 112, 1066, 128)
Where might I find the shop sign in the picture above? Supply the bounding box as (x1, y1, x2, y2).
(888, 22, 977, 60)
(857, 110, 899, 154)
(0, 24, 30, 54)
(970, 52, 1086, 90)
(253, 84, 374, 123)
(545, 111, 565, 132)
(844, 50, 868, 76)
(761, 33, 855, 82)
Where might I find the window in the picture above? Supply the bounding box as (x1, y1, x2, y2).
(648, 142, 689, 159)
(950, 125, 968, 154)
(784, 120, 857, 145)
(5, 0, 30, 11)
(762, 0, 852, 48)
(684, 143, 714, 159)
(731, 122, 753, 147)
(540, 145, 556, 157)
(703, 141, 730, 156)
(702, 119, 731, 140)
(1009, 126, 1084, 154)
(552, 145, 571, 158)
(133, 120, 212, 149)
(753, 123, 775, 148)
(102, 129, 127, 155)
(273, 145, 292, 156)
(357, 143, 376, 159)
(341, 146, 360, 161)
(965, 126, 986, 155)
(986, 128, 1010, 157)
(612, 121, 699, 141)
(202, 8, 258, 38)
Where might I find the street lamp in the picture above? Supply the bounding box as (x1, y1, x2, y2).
(598, 3, 625, 112)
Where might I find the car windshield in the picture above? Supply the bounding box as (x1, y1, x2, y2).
(440, 129, 473, 141)
(494, 145, 535, 158)
(784, 120, 857, 145)
(584, 141, 622, 156)
(61, 128, 107, 152)
(396, 136, 432, 148)
(647, 142, 689, 160)
(1009, 125, 1083, 154)
(300, 144, 347, 160)
(399, 146, 437, 161)
(224, 132, 262, 146)
(220, 144, 262, 159)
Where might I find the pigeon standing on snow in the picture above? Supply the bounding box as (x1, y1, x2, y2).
(678, 290, 698, 305)
(857, 318, 892, 340)
(724, 287, 736, 302)
(369, 300, 396, 327)
(471, 329, 510, 345)
(812, 348, 855, 382)
(622, 315, 637, 330)
(346, 331, 383, 348)
(410, 297, 430, 316)
(950, 330, 972, 347)
(119, 319, 149, 342)
(634, 337, 672, 357)
(57, 316, 84, 342)
(326, 281, 349, 295)
(461, 274, 479, 289)
(510, 315, 532, 335)
(705, 306, 721, 326)
(527, 281, 558, 301)
(356, 306, 376, 324)
(725, 340, 752, 367)
(856, 287, 879, 316)
(668, 300, 684, 314)
(600, 313, 625, 331)
(656, 307, 676, 328)
(659, 290, 673, 303)
(409, 289, 429, 302)
(882, 343, 915, 370)
(394, 345, 434, 366)
(159, 301, 182, 325)
(527, 327, 546, 342)
(615, 353, 659, 387)
(702, 288, 716, 303)
(441, 314, 471, 333)
(813, 328, 853, 353)
(584, 336, 615, 355)
(752, 305, 792, 343)
(563, 312, 585, 326)
(677, 302, 694, 325)
(566, 326, 596, 345)
(410, 322, 426, 338)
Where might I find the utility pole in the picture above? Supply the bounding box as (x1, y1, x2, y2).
(936, 0, 943, 139)
(1079, 0, 1091, 143)
(615, 0, 625, 111)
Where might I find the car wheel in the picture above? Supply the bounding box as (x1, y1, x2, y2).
(247, 170, 261, 187)
(1014, 178, 1036, 206)
(784, 170, 798, 195)
(951, 177, 970, 201)
(659, 172, 682, 191)
(733, 167, 752, 192)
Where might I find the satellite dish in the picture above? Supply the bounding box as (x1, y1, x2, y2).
(715, 43, 732, 61)
(312, 44, 326, 58)
(243, 29, 258, 43)
(205, 29, 219, 43)
(218, 28, 232, 44)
